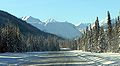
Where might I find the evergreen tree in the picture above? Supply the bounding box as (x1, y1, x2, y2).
(94, 17, 100, 52)
(98, 26, 107, 52)
(89, 24, 94, 52)
(107, 11, 113, 52)
(107, 11, 112, 37)
(85, 26, 89, 51)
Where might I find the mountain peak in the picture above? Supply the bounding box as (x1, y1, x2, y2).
(22, 16, 31, 21)
(46, 18, 57, 23)
(22, 16, 42, 23)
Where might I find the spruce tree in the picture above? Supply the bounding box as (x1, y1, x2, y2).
(107, 11, 113, 52)
(107, 11, 112, 36)
(94, 17, 100, 52)
(85, 26, 89, 51)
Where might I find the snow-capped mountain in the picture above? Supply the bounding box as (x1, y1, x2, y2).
(45, 18, 57, 23)
(76, 23, 90, 29)
(45, 21, 82, 39)
(22, 16, 82, 39)
(76, 23, 90, 33)
(22, 16, 46, 31)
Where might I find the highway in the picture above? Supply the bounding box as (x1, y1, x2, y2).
(0, 50, 120, 66)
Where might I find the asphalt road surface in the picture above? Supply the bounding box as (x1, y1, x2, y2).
(0, 50, 120, 66)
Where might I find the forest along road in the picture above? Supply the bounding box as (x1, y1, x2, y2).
(0, 50, 120, 66)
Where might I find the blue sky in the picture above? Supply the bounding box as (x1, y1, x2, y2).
(0, 0, 120, 25)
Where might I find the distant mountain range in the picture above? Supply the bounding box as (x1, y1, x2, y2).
(0, 10, 118, 53)
(0, 10, 62, 39)
(0, 10, 64, 52)
(22, 16, 90, 39)
(21, 15, 118, 39)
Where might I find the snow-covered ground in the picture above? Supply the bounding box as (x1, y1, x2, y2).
(0, 50, 120, 66)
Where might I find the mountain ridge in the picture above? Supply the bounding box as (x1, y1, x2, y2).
(0, 11, 63, 38)
(22, 16, 83, 39)
(0, 10, 64, 52)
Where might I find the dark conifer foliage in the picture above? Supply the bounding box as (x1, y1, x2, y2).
(78, 11, 120, 53)
(1, 10, 120, 53)
(0, 10, 64, 52)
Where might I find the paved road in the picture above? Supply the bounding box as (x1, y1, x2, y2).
(0, 51, 120, 66)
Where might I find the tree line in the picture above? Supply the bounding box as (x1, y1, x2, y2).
(77, 11, 120, 53)
(2, 11, 120, 53)
(0, 22, 61, 52)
